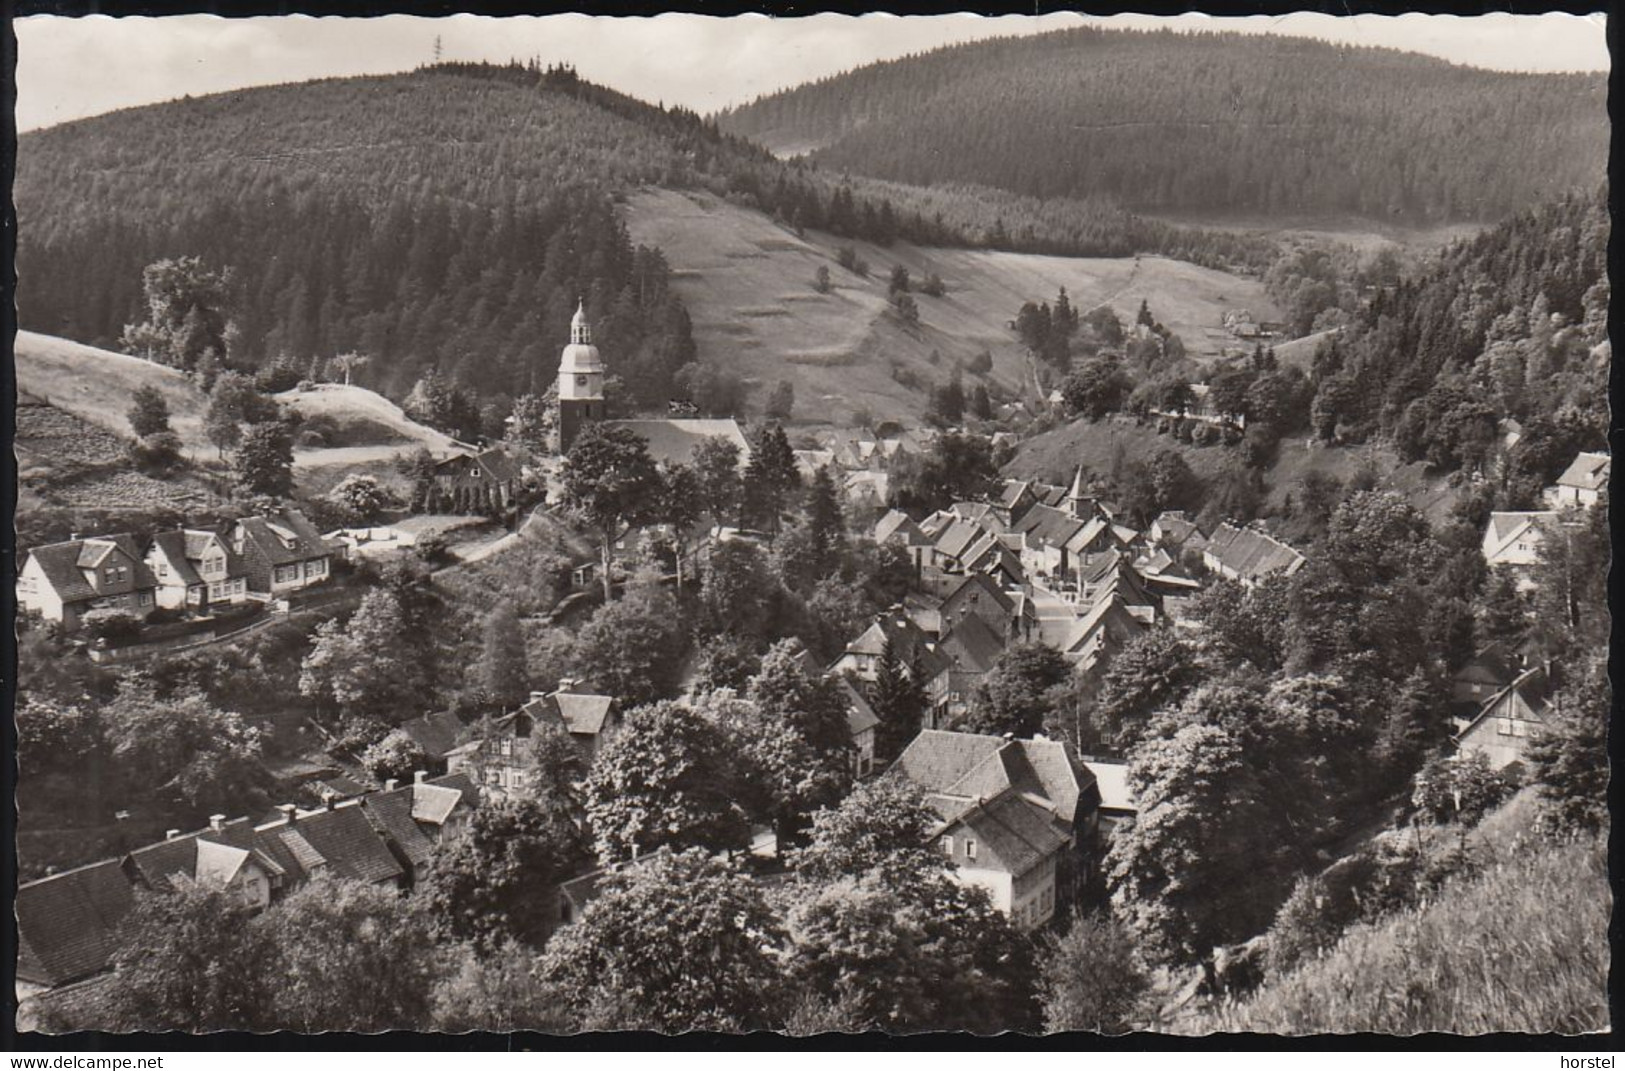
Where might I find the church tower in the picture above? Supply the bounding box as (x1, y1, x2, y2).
(557, 300, 605, 454)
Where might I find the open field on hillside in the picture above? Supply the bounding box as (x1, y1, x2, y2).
(625, 189, 1282, 425)
(16, 332, 463, 489)
(16, 330, 213, 462)
(1146, 212, 1484, 256)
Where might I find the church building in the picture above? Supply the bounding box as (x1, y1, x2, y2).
(555, 301, 751, 469)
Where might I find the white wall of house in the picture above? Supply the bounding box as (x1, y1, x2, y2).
(16, 557, 65, 623)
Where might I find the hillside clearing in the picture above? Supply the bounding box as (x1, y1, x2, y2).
(624, 189, 1282, 425)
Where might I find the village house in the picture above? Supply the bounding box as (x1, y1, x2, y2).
(249, 797, 407, 889)
(17, 533, 159, 630)
(783, 640, 884, 777)
(360, 772, 482, 885)
(1057, 590, 1148, 675)
(396, 710, 470, 774)
(1481, 511, 1559, 589)
(428, 446, 524, 514)
(145, 527, 252, 612)
(230, 510, 338, 596)
(1454, 664, 1555, 773)
(892, 730, 1102, 931)
(1147, 510, 1209, 558)
(1544, 450, 1609, 510)
(15, 859, 136, 1008)
(1202, 522, 1306, 586)
(448, 684, 621, 799)
(1452, 643, 1521, 710)
(831, 608, 943, 685)
(939, 572, 1021, 641)
(123, 815, 285, 910)
(927, 612, 1008, 726)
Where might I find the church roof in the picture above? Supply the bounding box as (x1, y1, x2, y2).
(607, 419, 752, 470)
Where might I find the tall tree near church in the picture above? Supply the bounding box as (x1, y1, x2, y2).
(803, 465, 846, 583)
(559, 423, 662, 602)
(871, 639, 927, 763)
(743, 422, 799, 536)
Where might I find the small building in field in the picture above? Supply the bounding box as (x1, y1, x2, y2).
(1453, 664, 1554, 774)
(17, 534, 158, 630)
(1480, 511, 1558, 589)
(230, 510, 338, 596)
(1544, 451, 1609, 510)
(145, 528, 252, 612)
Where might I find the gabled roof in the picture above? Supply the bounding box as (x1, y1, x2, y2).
(934, 517, 992, 562)
(607, 419, 752, 469)
(895, 729, 1094, 826)
(1555, 451, 1610, 492)
(1083, 760, 1136, 813)
(1455, 664, 1555, 743)
(942, 572, 1016, 620)
(837, 677, 881, 737)
(1205, 523, 1306, 582)
(256, 803, 403, 885)
(874, 509, 925, 546)
(1455, 643, 1519, 685)
(148, 530, 204, 586)
(360, 787, 439, 870)
(939, 791, 1070, 876)
(398, 710, 467, 761)
(435, 446, 523, 483)
(935, 614, 1006, 677)
(996, 480, 1035, 511)
(1059, 592, 1147, 660)
(411, 783, 466, 826)
(235, 510, 336, 565)
(26, 534, 157, 603)
(1013, 504, 1085, 551)
(553, 693, 617, 736)
(16, 859, 136, 987)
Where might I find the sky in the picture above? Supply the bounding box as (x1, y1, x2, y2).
(15, 11, 1609, 134)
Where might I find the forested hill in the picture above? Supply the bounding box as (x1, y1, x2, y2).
(17, 61, 1276, 423)
(717, 27, 1606, 225)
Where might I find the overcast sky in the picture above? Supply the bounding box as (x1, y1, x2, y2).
(16, 11, 1609, 134)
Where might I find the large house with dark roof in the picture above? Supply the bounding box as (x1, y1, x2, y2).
(892, 730, 1101, 931)
(449, 685, 620, 799)
(230, 510, 338, 596)
(15, 859, 136, 1001)
(145, 527, 252, 612)
(1202, 523, 1305, 587)
(17, 534, 158, 630)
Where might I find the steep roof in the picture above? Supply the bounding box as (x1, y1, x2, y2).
(896, 730, 1094, 827)
(837, 677, 882, 737)
(1455, 664, 1555, 743)
(1013, 503, 1085, 551)
(1555, 451, 1610, 492)
(26, 534, 157, 603)
(935, 517, 991, 562)
(942, 572, 1016, 619)
(997, 480, 1034, 511)
(16, 859, 136, 987)
(435, 446, 523, 483)
(360, 787, 439, 870)
(256, 802, 403, 885)
(1084, 760, 1136, 813)
(236, 510, 336, 565)
(936, 614, 1006, 677)
(607, 419, 752, 469)
(398, 710, 467, 761)
(1205, 523, 1306, 582)
(149, 530, 203, 586)
(553, 693, 617, 736)
(875, 509, 925, 546)
(410, 783, 466, 826)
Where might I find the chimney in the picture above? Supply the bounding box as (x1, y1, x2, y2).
(414, 770, 428, 785)
(276, 803, 298, 825)
(208, 814, 227, 833)
(529, 691, 549, 703)
(383, 778, 399, 793)
(556, 677, 578, 693)
(166, 829, 182, 840)
(70, 532, 82, 542)
(324, 795, 337, 812)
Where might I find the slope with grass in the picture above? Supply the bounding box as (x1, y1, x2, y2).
(624, 189, 1280, 425)
(1190, 795, 1608, 1035)
(16, 330, 461, 492)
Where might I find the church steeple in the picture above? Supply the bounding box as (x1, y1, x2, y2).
(557, 298, 605, 454)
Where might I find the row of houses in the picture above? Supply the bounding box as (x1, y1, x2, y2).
(1480, 450, 1609, 589)
(17, 509, 338, 631)
(15, 771, 478, 1026)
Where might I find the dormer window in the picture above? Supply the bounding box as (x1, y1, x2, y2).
(103, 565, 128, 584)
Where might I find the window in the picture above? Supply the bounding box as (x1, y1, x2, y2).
(500, 739, 513, 757)
(940, 835, 954, 856)
(274, 564, 300, 584)
(306, 559, 326, 578)
(1497, 718, 1515, 736)
(157, 562, 169, 577)
(138, 592, 152, 607)
(964, 838, 977, 861)
(103, 565, 127, 584)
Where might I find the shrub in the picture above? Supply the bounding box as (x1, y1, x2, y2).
(82, 608, 142, 645)
(966, 350, 993, 376)
(255, 363, 303, 394)
(414, 534, 451, 565)
(1190, 422, 1219, 447)
(919, 272, 946, 298)
(129, 431, 183, 474)
(296, 429, 328, 449)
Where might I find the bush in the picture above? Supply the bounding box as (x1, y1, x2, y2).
(129, 431, 183, 474)
(1412, 752, 1513, 825)
(82, 608, 142, 645)
(1190, 422, 1220, 447)
(414, 534, 451, 565)
(255, 364, 303, 394)
(966, 350, 993, 376)
(296, 429, 328, 449)
(919, 272, 946, 298)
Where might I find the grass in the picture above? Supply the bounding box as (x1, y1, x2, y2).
(624, 188, 1282, 425)
(1192, 827, 1608, 1035)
